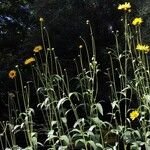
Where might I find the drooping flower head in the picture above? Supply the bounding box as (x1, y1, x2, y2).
(39, 17, 44, 22)
(33, 45, 43, 53)
(118, 2, 131, 11)
(79, 45, 83, 49)
(24, 57, 35, 65)
(130, 110, 139, 121)
(132, 18, 143, 26)
(136, 44, 149, 53)
(8, 70, 16, 79)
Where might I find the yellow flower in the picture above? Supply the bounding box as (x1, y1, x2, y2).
(132, 18, 143, 26)
(33, 45, 43, 53)
(118, 2, 131, 11)
(8, 70, 16, 79)
(24, 57, 35, 65)
(39, 17, 44, 22)
(136, 44, 149, 53)
(130, 110, 139, 121)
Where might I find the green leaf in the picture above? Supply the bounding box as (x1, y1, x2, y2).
(53, 74, 62, 81)
(111, 101, 119, 109)
(87, 131, 95, 137)
(88, 125, 96, 132)
(46, 130, 57, 141)
(21, 123, 25, 129)
(145, 143, 150, 150)
(94, 103, 103, 115)
(12, 125, 20, 133)
(73, 118, 85, 128)
(110, 129, 119, 135)
(92, 117, 103, 126)
(96, 143, 103, 149)
(61, 117, 67, 124)
(133, 130, 141, 139)
(117, 125, 125, 132)
(96, 143, 104, 150)
(87, 140, 97, 150)
(57, 97, 68, 110)
(75, 139, 86, 147)
(146, 131, 150, 138)
(23, 146, 33, 150)
(72, 133, 82, 139)
(58, 146, 68, 150)
(51, 120, 57, 127)
(31, 132, 36, 137)
(37, 142, 44, 147)
(69, 92, 80, 101)
(71, 128, 81, 133)
(32, 136, 37, 147)
(59, 135, 70, 145)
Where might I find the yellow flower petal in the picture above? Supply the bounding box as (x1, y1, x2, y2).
(24, 57, 35, 65)
(8, 70, 16, 79)
(33, 45, 43, 53)
(130, 110, 139, 121)
(132, 18, 143, 26)
(118, 2, 131, 11)
(136, 44, 149, 53)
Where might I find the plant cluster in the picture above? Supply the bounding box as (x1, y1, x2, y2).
(1, 2, 150, 150)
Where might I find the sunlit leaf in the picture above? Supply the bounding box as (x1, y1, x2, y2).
(94, 103, 103, 115)
(88, 125, 96, 132)
(132, 130, 141, 139)
(51, 120, 57, 127)
(58, 146, 68, 150)
(75, 139, 86, 147)
(146, 131, 150, 138)
(61, 117, 67, 124)
(73, 118, 85, 128)
(57, 97, 68, 110)
(59, 135, 70, 145)
(91, 117, 103, 126)
(87, 140, 97, 150)
(96, 143, 103, 149)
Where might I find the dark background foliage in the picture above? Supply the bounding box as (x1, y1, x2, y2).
(1, 0, 150, 68)
(0, 0, 120, 68)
